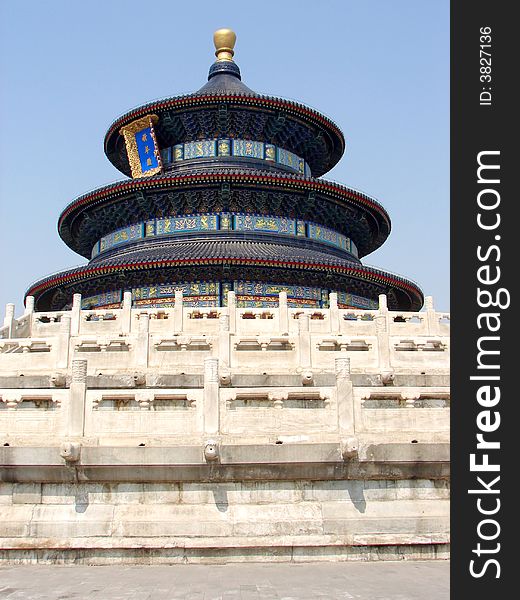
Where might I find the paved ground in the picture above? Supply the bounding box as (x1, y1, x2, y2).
(0, 561, 449, 599)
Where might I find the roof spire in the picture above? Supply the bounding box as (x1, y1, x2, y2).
(213, 28, 236, 62)
(204, 28, 244, 84)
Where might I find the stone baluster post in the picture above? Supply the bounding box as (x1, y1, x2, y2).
(424, 296, 440, 335)
(24, 296, 35, 315)
(174, 290, 184, 333)
(218, 314, 231, 368)
(71, 294, 82, 336)
(335, 357, 354, 434)
(375, 294, 392, 378)
(278, 291, 289, 335)
(121, 291, 132, 335)
(298, 313, 311, 369)
(57, 314, 71, 369)
(24, 296, 35, 317)
(24, 296, 35, 337)
(203, 357, 220, 435)
(227, 291, 236, 334)
(329, 292, 340, 333)
(68, 359, 87, 437)
(136, 312, 150, 368)
(3, 304, 15, 338)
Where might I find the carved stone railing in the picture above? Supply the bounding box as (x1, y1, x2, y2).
(0, 293, 449, 377)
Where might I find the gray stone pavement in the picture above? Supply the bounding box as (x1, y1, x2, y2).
(0, 561, 449, 600)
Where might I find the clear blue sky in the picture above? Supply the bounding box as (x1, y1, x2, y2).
(0, 0, 449, 313)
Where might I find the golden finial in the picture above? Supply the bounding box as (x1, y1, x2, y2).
(213, 28, 236, 62)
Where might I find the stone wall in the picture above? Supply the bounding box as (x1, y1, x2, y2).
(0, 479, 449, 564)
(0, 293, 450, 563)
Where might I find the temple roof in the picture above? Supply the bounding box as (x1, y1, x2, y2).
(24, 29, 424, 313)
(57, 170, 391, 259)
(26, 237, 423, 311)
(104, 31, 345, 178)
(91, 238, 359, 267)
(196, 60, 256, 96)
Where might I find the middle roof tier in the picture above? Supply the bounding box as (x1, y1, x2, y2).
(58, 170, 391, 259)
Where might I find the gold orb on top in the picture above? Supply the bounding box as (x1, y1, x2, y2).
(213, 28, 236, 62)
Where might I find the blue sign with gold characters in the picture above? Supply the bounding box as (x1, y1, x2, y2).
(119, 115, 162, 178)
(135, 127, 159, 172)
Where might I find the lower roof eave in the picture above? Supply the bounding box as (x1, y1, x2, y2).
(26, 257, 424, 312)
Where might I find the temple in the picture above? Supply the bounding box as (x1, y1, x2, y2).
(26, 29, 422, 313)
(0, 30, 449, 564)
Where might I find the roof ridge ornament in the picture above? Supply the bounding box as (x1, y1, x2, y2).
(206, 28, 242, 82)
(213, 28, 236, 62)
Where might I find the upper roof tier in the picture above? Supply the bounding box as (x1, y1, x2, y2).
(104, 29, 345, 179)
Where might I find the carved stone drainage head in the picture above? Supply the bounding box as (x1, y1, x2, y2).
(204, 439, 219, 462)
